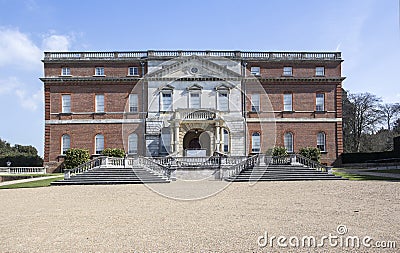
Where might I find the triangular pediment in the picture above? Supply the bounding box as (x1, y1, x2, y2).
(186, 84, 203, 90)
(157, 84, 175, 92)
(215, 83, 233, 90)
(146, 55, 241, 79)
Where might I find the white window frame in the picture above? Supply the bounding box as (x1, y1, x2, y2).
(250, 66, 260, 76)
(95, 134, 104, 154)
(62, 94, 71, 113)
(61, 134, 70, 154)
(283, 93, 293, 111)
(128, 133, 138, 154)
(317, 132, 326, 152)
(251, 94, 260, 112)
(189, 92, 201, 109)
(316, 67, 325, 76)
(160, 91, 172, 112)
(129, 94, 138, 112)
(316, 93, 325, 111)
(61, 67, 71, 76)
(251, 132, 261, 153)
(95, 94, 105, 113)
(95, 67, 105, 76)
(128, 67, 139, 76)
(217, 90, 229, 111)
(284, 132, 294, 153)
(283, 66, 293, 76)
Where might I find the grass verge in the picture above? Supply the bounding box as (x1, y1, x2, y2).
(0, 176, 63, 189)
(333, 171, 400, 181)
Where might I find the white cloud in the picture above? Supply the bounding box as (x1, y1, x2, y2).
(0, 28, 73, 111)
(42, 34, 71, 51)
(0, 76, 43, 111)
(15, 87, 43, 111)
(0, 76, 21, 94)
(0, 27, 42, 69)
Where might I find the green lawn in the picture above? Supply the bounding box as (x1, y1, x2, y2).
(333, 171, 400, 181)
(0, 176, 63, 189)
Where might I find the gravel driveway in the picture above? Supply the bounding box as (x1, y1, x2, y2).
(0, 180, 398, 252)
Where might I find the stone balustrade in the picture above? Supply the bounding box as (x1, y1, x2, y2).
(0, 167, 46, 174)
(44, 51, 341, 61)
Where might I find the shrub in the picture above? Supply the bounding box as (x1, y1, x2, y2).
(64, 149, 90, 170)
(271, 146, 288, 156)
(299, 147, 321, 163)
(101, 148, 125, 158)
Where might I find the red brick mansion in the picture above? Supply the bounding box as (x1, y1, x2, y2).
(41, 50, 345, 171)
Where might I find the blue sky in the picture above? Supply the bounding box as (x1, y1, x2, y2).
(0, 0, 399, 156)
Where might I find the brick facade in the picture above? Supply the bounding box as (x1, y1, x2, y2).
(41, 51, 344, 171)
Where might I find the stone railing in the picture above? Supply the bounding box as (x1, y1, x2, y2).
(259, 154, 328, 171)
(174, 109, 216, 121)
(152, 156, 248, 168)
(0, 167, 46, 175)
(64, 156, 106, 179)
(220, 155, 258, 179)
(44, 51, 341, 61)
(136, 156, 174, 180)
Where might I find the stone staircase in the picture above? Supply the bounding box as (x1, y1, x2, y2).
(51, 165, 170, 185)
(225, 164, 345, 182)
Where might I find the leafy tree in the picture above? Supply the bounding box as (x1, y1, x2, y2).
(299, 147, 321, 162)
(101, 148, 125, 158)
(0, 138, 42, 166)
(64, 149, 90, 170)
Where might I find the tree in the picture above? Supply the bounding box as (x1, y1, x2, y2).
(343, 91, 382, 152)
(0, 138, 43, 166)
(378, 103, 400, 130)
(394, 118, 400, 134)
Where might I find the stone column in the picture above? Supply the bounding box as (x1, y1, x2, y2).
(170, 125, 175, 153)
(215, 124, 220, 152)
(220, 127, 224, 152)
(175, 124, 180, 155)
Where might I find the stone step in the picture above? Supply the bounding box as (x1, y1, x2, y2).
(226, 165, 344, 182)
(51, 166, 170, 185)
(52, 180, 169, 185)
(226, 177, 344, 182)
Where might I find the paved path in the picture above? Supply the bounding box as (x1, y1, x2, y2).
(0, 175, 63, 186)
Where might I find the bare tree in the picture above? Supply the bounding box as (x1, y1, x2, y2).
(343, 91, 382, 152)
(379, 103, 400, 130)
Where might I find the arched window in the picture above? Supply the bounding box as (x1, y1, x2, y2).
(223, 129, 229, 153)
(317, 132, 326, 152)
(284, 132, 293, 153)
(128, 133, 138, 154)
(61, 134, 70, 154)
(251, 132, 261, 153)
(95, 134, 104, 154)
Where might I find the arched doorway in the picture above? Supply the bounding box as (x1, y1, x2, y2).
(183, 129, 211, 156)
